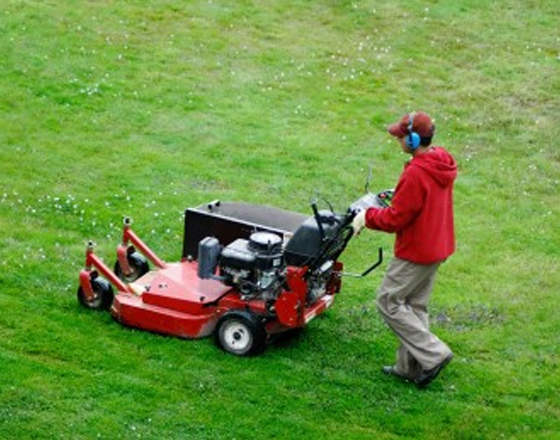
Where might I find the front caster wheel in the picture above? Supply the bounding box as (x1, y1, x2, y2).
(214, 311, 267, 356)
(114, 251, 149, 283)
(77, 275, 114, 311)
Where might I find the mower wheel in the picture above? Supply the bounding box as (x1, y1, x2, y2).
(77, 276, 114, 311)
(114, 252, 149, 283)
(215, 311, 267, 356)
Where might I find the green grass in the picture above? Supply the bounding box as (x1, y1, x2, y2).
(1, 0, 559, 438)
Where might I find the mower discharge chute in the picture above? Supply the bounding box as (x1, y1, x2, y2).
(77, 192, 391, 356)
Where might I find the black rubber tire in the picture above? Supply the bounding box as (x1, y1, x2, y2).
(214, 310, 267, 356)
(77, 276, 114, 311)
(114, 251, 149, 283)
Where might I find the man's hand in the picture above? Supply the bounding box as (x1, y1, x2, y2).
(352, 209, 367, 236)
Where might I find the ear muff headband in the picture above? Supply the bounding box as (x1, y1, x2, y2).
(406, 113, 421, 150)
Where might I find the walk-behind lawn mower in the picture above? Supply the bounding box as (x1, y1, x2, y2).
(76, 191, 392, 356)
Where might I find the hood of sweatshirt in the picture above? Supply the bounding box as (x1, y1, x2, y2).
(409, 146, 457, 187)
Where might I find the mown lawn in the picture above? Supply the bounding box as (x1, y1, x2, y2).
(0, 1, 559, 439)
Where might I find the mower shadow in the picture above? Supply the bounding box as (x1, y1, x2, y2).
(269, 327, 308, 351)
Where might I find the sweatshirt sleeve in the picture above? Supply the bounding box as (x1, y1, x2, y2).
(364, 167, 424, 233)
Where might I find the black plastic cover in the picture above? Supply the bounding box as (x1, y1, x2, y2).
(220, 238, 284, 272)
(220, 239, 256, 271)
(284, 210, 341, 267)
(197, 237, 222, 279)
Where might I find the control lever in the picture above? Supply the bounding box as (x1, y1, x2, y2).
(339, 247, 383, 278)
(311, 199, 326, 240)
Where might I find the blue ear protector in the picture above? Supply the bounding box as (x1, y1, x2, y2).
(406, 113, 421, 150)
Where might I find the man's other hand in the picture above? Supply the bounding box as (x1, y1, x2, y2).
(352, 209, 366, 236)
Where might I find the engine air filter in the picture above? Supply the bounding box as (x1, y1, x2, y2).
(248, 232, 282, 254)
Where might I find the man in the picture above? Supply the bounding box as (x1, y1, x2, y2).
(352, 111, 457, 388)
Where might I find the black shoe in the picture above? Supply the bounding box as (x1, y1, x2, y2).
(415, 353, 453, 388)
(381, 365, 411, 382)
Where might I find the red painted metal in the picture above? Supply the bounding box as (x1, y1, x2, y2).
(303, 294, 335, 324)
(328, 261, 344, 295)
(111, 217, 169, 287)
(140, 261, 231, 314)
(80, 242, 132, 296)
(116, 244, 131, 276)
(120, 218, 166, 270)
(109, 260, 227, 338)
(275, 291, 302, 328)
(112, 291, 221, 339)
(78, 269, 95, 301)
(88, 252, 131, 294)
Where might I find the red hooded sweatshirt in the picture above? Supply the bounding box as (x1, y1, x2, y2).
(365, 147, 457, 264)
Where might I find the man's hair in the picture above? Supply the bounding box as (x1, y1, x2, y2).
(420, 136, 433, 147)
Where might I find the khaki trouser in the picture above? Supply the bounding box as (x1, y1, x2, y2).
(376, 258, 452, 379)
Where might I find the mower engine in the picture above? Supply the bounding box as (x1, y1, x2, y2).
(213, 231, 285, 301)
(198, 208, 346, 305)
